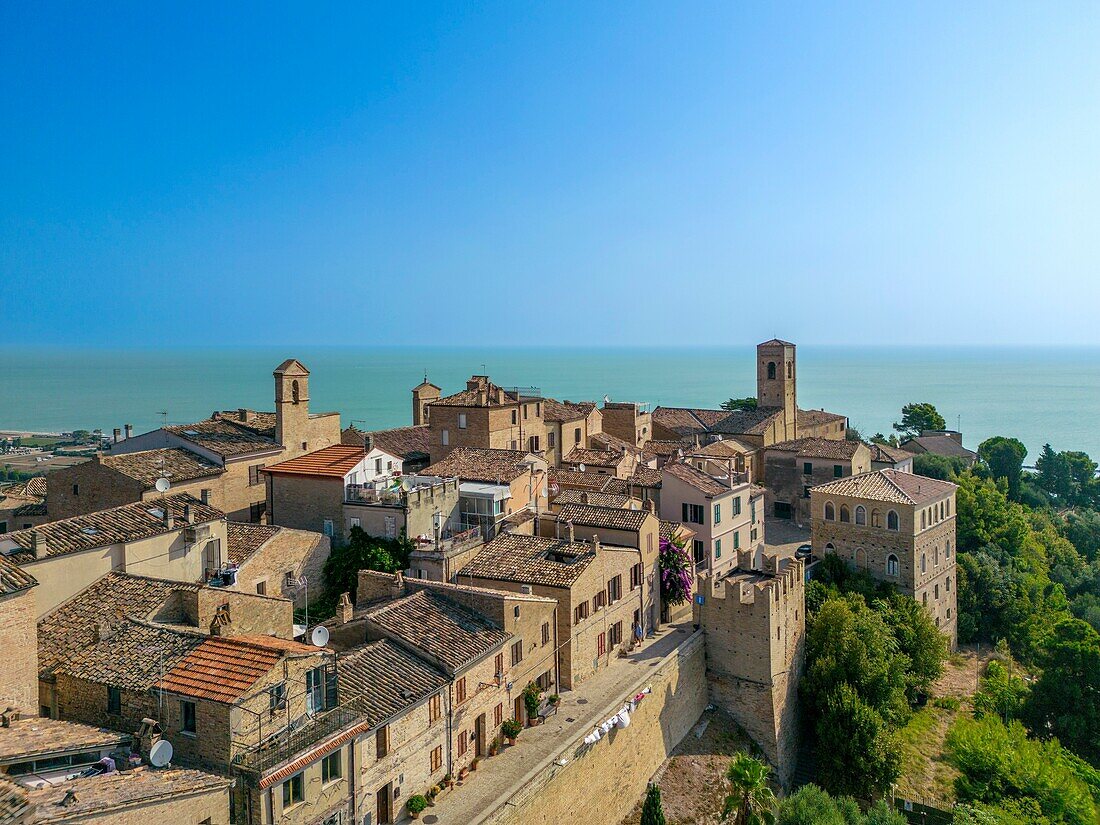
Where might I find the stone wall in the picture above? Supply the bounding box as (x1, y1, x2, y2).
(234, 526, 330, 610)
(0, 587, 38, 713)
(478, 630, 707, 825)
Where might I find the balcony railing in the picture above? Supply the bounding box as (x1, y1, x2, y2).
(345, 484, 404, 505)
(232, 705, 365, 776)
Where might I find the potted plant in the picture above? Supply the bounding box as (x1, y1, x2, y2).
(470, 756, 480, 772)
(501, 718, 522, 745)
(406, 795, 428, 820)
(443, 772, 454, 789)
(488, 737, 499, 756)
(522, 682, 542, 725)
(548, 694, 561, 707)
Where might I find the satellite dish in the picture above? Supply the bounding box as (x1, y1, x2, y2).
(154, 478, 171, 493)
(149, 739, 173, 767)
(311, 626, 330, 647)
(578, 463, 586, 473)
(603, 395, 611, 404)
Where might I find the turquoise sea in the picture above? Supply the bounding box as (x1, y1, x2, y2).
(3, 346, 1099, 463)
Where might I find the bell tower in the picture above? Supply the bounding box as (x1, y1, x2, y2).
(412, 378, 441, 426)
(757, 340, 797, 440)
(274, 359, 311, 449)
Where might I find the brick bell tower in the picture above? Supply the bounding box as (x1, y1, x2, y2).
(756, 339, 797, 441)
(274, 359, 311, 450)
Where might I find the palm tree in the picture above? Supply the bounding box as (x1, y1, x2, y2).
(720, 753, 777, 825)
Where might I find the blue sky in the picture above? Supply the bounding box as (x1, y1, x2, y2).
(3, 3, 1099, 347)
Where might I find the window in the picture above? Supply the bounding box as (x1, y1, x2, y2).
(523, 404, 529, 420)
(284, 570, 296, 589)
(430, 745, 443, 773)
(455, 677, 467, 704)
(597, 632, 606, 657)
(693, 540, 705, 564)
(529, 435, 540, 452)
(854, 506, 866, 525)
(306, 667, 328, 714)
(511, 640, 523, 666)
(249, 501, 266, 523)
(536, 670, 552, 690)
(824, 501, 835, 521)
(921, 553, 927, 574)
(607, 574, 622, 603)
(732, 496, 742, 516)
(511, 410, 518, 425)
(322, 750, 342, 783)
(767, 361, 776, 380)
(541, 621, 551, 645)
(733, 531, 740, 550)
(713, 503, 722, 524)
(946, 576, 951, 591)
(715, 538, 721, 559)
(107, 686, 121, 714)
(256, 580, 267, 596)
(322, 519, 334, 537)
(833, 464, 843, 478)
(630, 563, 642, 590)
(376, 726, 389, 758)
(180, 700, 196, 734)
(458, 730, 468, 757)
(887, 510, 899, 531)
(494, 703, 503, 728)
(269, 682, 286, 715)
(593, 590, 606, 611)
(248, 464, 265, 486)
(922, 592, 928, 606)
(945, 539, 952, 559)
(921, 510, 926, 529)
(458, 413, 467, 429)
(513, 605, 520, 619)
(495, 652, 504, 677)
(548, 431, 556, 448)
(574, 427, 582, 444)
(72, 484, 79, 496)
(682, 503, 704, 524)
(441, 429, 449, 446)
(282, 773, 304, 808)
(886, 554, 899, 577)
(934, 583, 940, 599)
(429, 693, 441, 724)
(840, 505, 850, 523)
(609, 621, 623, 647)
(574, 601, 589, 624)
(934, 547, 940, 566)
(349, 517, 360, 530)
(803, 462, 813, 476)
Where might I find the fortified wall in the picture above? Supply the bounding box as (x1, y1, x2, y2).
(696, 550, 804, 787)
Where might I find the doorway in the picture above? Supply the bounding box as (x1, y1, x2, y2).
(376, 783, 392, 824)
(475, 713, 486, 757)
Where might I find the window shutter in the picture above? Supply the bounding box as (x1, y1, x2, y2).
(324, 665, 338, 710)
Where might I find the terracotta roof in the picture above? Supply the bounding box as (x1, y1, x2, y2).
(0, 777, 27, 824)
(797, 408, 848, 428)
(691, 438, 754, 457)
(157, 634, 315, 703)
(227, 522, 281, 565)
(430, 378, 516, 408)
(12, 501, 47, 517)
(0, 556, 36, 596)
(542, 399, 590, 423)
(652, 407, 731, 437)
(262, 445, 365, 478)
(563, 447, 623, 466)
(366, 590, 508, 674)
(26, 767, 231, 822)
(709, 408, 783, 437)
(339, 639, 447, 724)
(629, 466, 663, 487)
(37, 573, 200, 678)
(811, 468, 957, 505)
(660, 520, 694, 543)
(767, 437, 864, 460)
(99, 448, 223, 487)
(899, 435, 977, 460)
(274, 359, 309, 375)
(166, 418, 280, 458)
(869, 443, 912, 464)
(344, 425, 431, 460)
(462, 533, 598, 589)
(212, 409, 277, 437)
(1, 477, 46, 500)
(422, 448, 534, 484)
(556, 503, 651, 532)
(0, 717, 129, 765)
(1, 494, 223, 564)
(548, 468, 606, 492)
(642, 440, 688, 460)
(57, 620, 205, 692)
(759, 338, 796, 346)
(551, 490, 630, 508)
(662, 462, 733, 497)
(589, 431, 639, 455)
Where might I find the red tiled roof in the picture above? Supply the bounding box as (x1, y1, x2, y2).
(157, 635, 313, 703)
(262, 445, 365, 478)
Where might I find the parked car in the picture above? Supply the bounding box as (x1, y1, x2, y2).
(795, 543, 813, 560)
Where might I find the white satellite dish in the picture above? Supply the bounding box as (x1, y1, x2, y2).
(311, 625, 330, 647)
(149, 739, 174, 767)
(578, 463, 586, 473)
(154, 477, 171, 493)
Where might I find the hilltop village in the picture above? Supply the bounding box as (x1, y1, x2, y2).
(0, 340, 962, 825)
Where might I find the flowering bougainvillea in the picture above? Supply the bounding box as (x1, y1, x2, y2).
(659, 533, 693, 606)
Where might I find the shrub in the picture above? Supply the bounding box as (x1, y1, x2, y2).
(522, 682, 541, 720)
(641, 783, 667, 825)
(406, 794, 428, 815)
(500, 719, 522, 740)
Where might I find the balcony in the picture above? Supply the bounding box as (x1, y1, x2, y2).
(232, 704, 365, 777)
(345, 484, 404, 506)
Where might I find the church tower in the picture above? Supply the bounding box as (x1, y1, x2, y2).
(412, 379, 441, 426)
(757, 340, 797, 440)
(274, 359, 311, 449)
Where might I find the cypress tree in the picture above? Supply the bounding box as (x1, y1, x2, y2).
(641, 782, 667, 825)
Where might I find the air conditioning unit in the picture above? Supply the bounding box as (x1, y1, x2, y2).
(185, 524, 211, 543)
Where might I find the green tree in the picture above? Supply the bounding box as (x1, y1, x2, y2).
(893, 402, 947, 439)
(722, 396, 758, 412)
(641, 782, 667, 825)
(720, 753, 776, 825)
(1022, 617, 1100, 765)
(321, 526, 413, 604)
(973, 659, 1029, 722)
(978, 436, 1028, 500)
(817, 684, 901, 799)
(1036, 444, 1076, 504)
(912, 453, 968, 481)
(879, 594, 948, 700)
(871, 432, 899, 447)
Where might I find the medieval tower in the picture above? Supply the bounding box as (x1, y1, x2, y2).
(756, 339, 797, 441)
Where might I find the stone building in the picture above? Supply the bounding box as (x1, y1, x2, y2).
(224, 522, 330, 606)
(869, 442, 915, 473)
(0, 556, 38, 714)
(696, 551, 805, 787)
(810, 469, 958, 646)
(0, 494, 226, 617)
(541, 400, 602, 467)
(899, 430, 978, 466)
(0, 478, 48, 535)
(660, 462, 764, 579)
(340, 424, 432, 474)
(764, 437, 872, 523)
(600, 401, 652, 448)
(101, 359, 341, 523)
(424, 376, 548, 462)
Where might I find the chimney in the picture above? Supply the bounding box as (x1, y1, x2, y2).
(124, 424, 133, 440)
(164, 509, 174, 530)
(643, 498, 655, 513)
(478, 389, 488, 406)
(238, 408, 250, 423)
(184, 504, 194, 524)
(31, 531, 42, 559)
(580, 492, 589, 505)
(390, 571, 406, 600)
(593, 535, 601, 553)
(113, 428, 121, 444)
(566, 520, 575, 543)
(209, 603, 232, 636)
(338, 592, 354, 624)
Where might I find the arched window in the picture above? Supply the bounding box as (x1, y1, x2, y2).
(871, 509, 882, 528)
(921, 553, 927, 574)
(786, 361, 793, 379)
(934, 546, 940, 566)
(767, 361, 776, 380)
(840, 505, 850, 523)
(855, 505, 866, 526)
(935, 583, 940, 599)
(923, 592, 928, 606)
(291, 379, 300, 404)
(825, 542, 835, 555)
(940, 502, 945, 520)
(921, 511, 926, 529)
(946, 576, 951, 591)
(824, 501, 835, 521)
(887, 510, 899, 531)
(945, 539, 952, 559)
(886, 554, 899, 577)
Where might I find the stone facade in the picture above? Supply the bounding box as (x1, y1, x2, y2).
(233, 526, 330, 608)
(764, 441, 872, 524)
(756, 340, 797, 442)
(696, 551, 805, 787)
(344, 477, 462, 542)
(600, 402, 652, 448)
(427, 377, 548, 462)
(0, 586, 38, 713)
